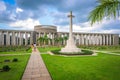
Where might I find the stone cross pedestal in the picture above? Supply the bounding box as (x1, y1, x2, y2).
(60, 11, 81, 53)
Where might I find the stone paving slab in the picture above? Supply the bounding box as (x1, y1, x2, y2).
(22, 49, 52, 80)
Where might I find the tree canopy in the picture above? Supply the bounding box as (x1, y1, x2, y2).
(88, 0, 120, 25)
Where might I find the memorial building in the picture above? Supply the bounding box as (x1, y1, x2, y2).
(0, 25, 119, 46)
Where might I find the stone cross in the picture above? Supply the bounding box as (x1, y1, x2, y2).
(60, 11, 81, 53)
(68, 11, 75, 37)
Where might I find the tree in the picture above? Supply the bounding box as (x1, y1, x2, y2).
(37, 37, 44, 46)
(63, 36, 68, 45)
(54, 37, 59, 46)
(88, 0, 120, 25)
(37, 34, 50, 47)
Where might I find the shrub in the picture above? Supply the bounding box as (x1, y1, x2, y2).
(81, 50, 93, 55)
(2, 65, 10, 71)
(12, 58, 18, 62)
(4, 59, 10, 62)
(26, 47, 32, 53)
(51, 49, 61, 54)
(51, 49, 93, 55)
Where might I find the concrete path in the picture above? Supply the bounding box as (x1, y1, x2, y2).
(96, 51, 120, 56)
(21, 49, 52, 80)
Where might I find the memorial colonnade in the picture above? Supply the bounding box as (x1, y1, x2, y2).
(0, 30, 33, 46)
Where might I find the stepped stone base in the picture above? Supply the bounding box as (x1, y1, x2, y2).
(60, 37, 81, 53)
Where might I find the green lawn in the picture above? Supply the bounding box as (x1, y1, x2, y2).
(41, 53, 120, 80)
(0, 55, 30, 80)
(38, 46, 61, 53)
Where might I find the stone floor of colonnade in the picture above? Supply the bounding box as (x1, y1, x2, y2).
(21, 48, 52, 80)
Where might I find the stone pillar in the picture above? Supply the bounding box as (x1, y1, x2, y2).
(87, 35, 90, 45)
(6, 31, 10, 46)
(30, 32, 33, 45)
(52, 33, 55, 45)
(94, 34, 96, 45)
(99, 35, 102, 45)
(109, 34, 112, 45)
(1, 32, 4, 46)
(16, 33, 19, 45)
(91, 34, 94, 45)
(78, 34, 81, 45)
(96, 34, 99, 45)
(25, 32, 28, 45)
(106, 34, 109, 45)
(19, 32, 22, 46)
(89, 34, 92, 45)
(113, 34, 119, 45)
(103, 35, 105, 45)
(85, 35, 88, 45)
(48, 33, 51, 45)
(82, 34, 84, 45)
(21, 33, 24, 45)
(12, 32, 15, 46)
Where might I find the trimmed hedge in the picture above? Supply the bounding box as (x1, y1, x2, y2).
(51, 49, 93, 55)
(78, 45, 120, 50)
(0, 46, 32, 53)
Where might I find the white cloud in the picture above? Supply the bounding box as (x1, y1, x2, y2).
(58, 19, 119, 34)
(0, 1, 6, 12)
(9, 18, 40, 30)
(16, 7, 23, 13)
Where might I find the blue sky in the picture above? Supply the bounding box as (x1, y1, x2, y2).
(0, 0, 120, 34)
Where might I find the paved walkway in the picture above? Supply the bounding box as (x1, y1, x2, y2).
(22, 49, 52, 80)
(95, 50, 120, 56)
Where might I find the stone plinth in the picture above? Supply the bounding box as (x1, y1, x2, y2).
(60, 36, 81, 53)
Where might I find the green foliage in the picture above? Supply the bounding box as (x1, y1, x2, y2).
(12, 58, 18, 62)
(0, 46, 32, 53)
(42, 53, 120, 80)
(26, 47, 32, 53)
(78, 45, 120, 50)
(88, 0, 120, 25)
(2, 65, 10, 71)
(51, 49, 61, 54)
(81, 50, 93, 55)
(51, 49, 93, 55)
(37, 34, 51, 46)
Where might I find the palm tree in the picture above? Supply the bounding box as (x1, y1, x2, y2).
(63, 36, 68, 45)
(58, 37, 64, 46)
(54, 37, 59, 46)
(37, 37, 44, 46)
(88, 0, 120, 25)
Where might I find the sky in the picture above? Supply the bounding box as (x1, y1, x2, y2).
(0, 0, 120, 34)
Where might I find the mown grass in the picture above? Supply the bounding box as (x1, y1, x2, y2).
(41, 53, 120, 80)
(38, 46, 61, 53)
(38, 46, 120, 80)
(0, 55, 30, 80)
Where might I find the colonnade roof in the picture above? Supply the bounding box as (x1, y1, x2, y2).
(58, 32, 119, 35)
(0, 29, 33, 32)
(0, 29, 119, 35)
